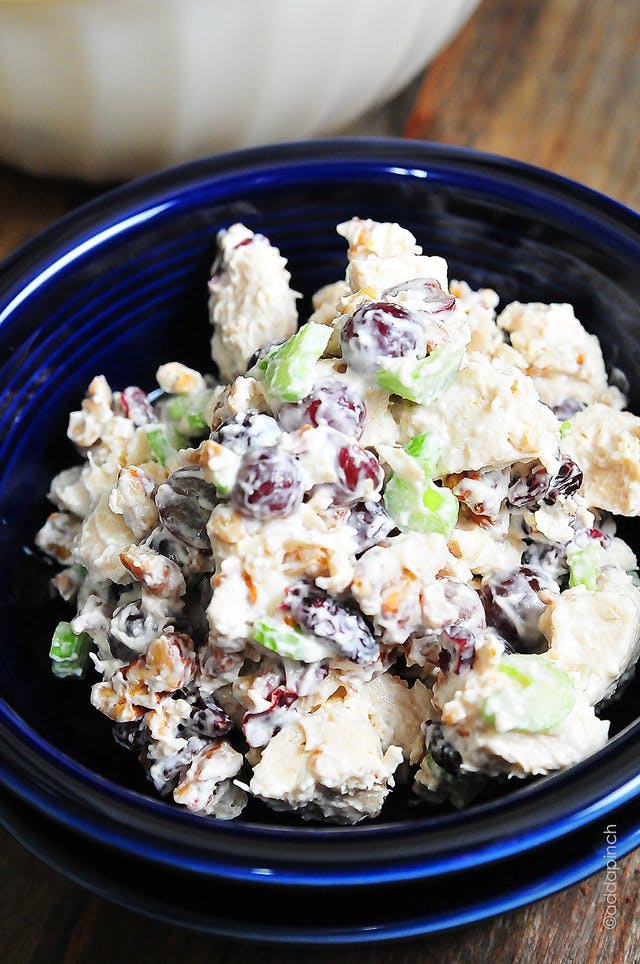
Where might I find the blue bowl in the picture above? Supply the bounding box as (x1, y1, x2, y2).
(1, 139, 640, 940)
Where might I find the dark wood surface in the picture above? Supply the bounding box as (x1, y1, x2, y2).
(1, 0, 639, 960)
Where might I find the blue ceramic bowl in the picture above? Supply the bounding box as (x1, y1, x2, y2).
(1, 140, 640, 940)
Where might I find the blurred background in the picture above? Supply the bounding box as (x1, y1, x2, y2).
(0, 0, 479, 180)
(1, 0, 639, 961)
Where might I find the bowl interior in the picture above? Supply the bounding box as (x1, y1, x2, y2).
(2, 141, 640, 830)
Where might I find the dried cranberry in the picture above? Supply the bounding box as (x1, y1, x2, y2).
(347, 500, 395, 552)
(480, 566, 557, 653)
(181, 701, 233, 739)
(425, 721, 462, 775)
(521, 541, 568, 581)
(507, 464, 552, 509)
(333, 443, 384, 505)
(340, 301, 426, 372)
(155, 467, 218, 551)
(210, 411, 282, 455)
(408, 581, 484, 674)
(108, 600, 167, 660)
(112, 719, 149, 753)
(438, 627, 477, 674)
(547, 456, 583, 501)
(432, 580, 485, 673)
(382, 278, 456, 313)
(142, 736, 207, 795)
(587, 527, 612, 547)
(231, 447, 303, 519)
(278, 379, 366, 438)
(550, 398, 585, 420)
(119, 386, 157, 426)
(283, 581, 379, 664)
(242, 687, 298, 748)
(507, 456, 582, 509)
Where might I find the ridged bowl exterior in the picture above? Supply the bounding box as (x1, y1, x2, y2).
(0, 0, 477, 179)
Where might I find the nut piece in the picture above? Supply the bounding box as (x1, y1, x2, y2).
(90, 680, 144, 722)
(109, 466, 159, 539)
(119, 545, 186, 598)
(126, 632, 196, 694)
(67, 375, 114, 448)
(156, 362, 206, 395)
(35, 511, 80, 563)
(173, 741, 246, 818)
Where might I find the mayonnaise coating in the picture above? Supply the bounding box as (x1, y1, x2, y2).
(35, 216, 640, 824)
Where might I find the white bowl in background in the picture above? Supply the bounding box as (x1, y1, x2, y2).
(0, 0, 478, 181)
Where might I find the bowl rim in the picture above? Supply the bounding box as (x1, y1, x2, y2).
(3, 781, 640, 944)
(1, 136, 640, 886)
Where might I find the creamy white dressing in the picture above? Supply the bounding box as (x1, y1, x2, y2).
(35, 216, 640, 823)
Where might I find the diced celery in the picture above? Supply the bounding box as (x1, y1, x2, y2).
(187, 412, 209, 431)
(254, 322, 331, 401)
(567, 541, 601, 590)
(145, 424, 188, 465)
(559, 419, 572, 438)
(384, 475, 458, 537)
(49, 621, 91, 679)
(165, 389, 213, 435)
(165, 395, 190, 421)
(482, 654, 574, 733)
(377, 342, 464, 404)
(404, 432, 440, 478)
(252, 619, 333, 663)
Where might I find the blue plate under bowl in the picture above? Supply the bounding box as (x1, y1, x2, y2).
(1, 140, 640, 938)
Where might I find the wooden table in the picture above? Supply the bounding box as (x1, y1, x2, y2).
(1, 0, 639, 960)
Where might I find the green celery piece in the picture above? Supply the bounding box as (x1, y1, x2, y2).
(559, 419, 572, 438)
(252, 619, 333, 663)
(567, 541, 601, 590)
(49, 621, 91, 679)
(377, 342, 464, 404)
(166, 389, 212, 433)
(255, 322, 331, 401)
(165, 395, 191, 421)
(404, 432, 440, 478)
(187, 411, 209, 431)
(145, 424, 188, 465)
(383, 475, 458, 537)
(482, 654, 574, 733)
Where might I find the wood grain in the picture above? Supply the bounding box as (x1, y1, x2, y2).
(2, 0, 640, 959)
(405, 0, 640, 211)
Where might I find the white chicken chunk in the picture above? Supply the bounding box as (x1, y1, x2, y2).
(561, 404, 640, 515)
(427, 636, 609, 779)
(249, 674, 428, 823)
(350, 532, 452, 645)
(337, 217, 448, 295)
(394, 351, 561, 476)
(497, 301, 623, 410)
(209, 223, 299, 381)
(539, 569, 640, 705)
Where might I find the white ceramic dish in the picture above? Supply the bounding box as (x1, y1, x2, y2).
(0, 0, 478, 181)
